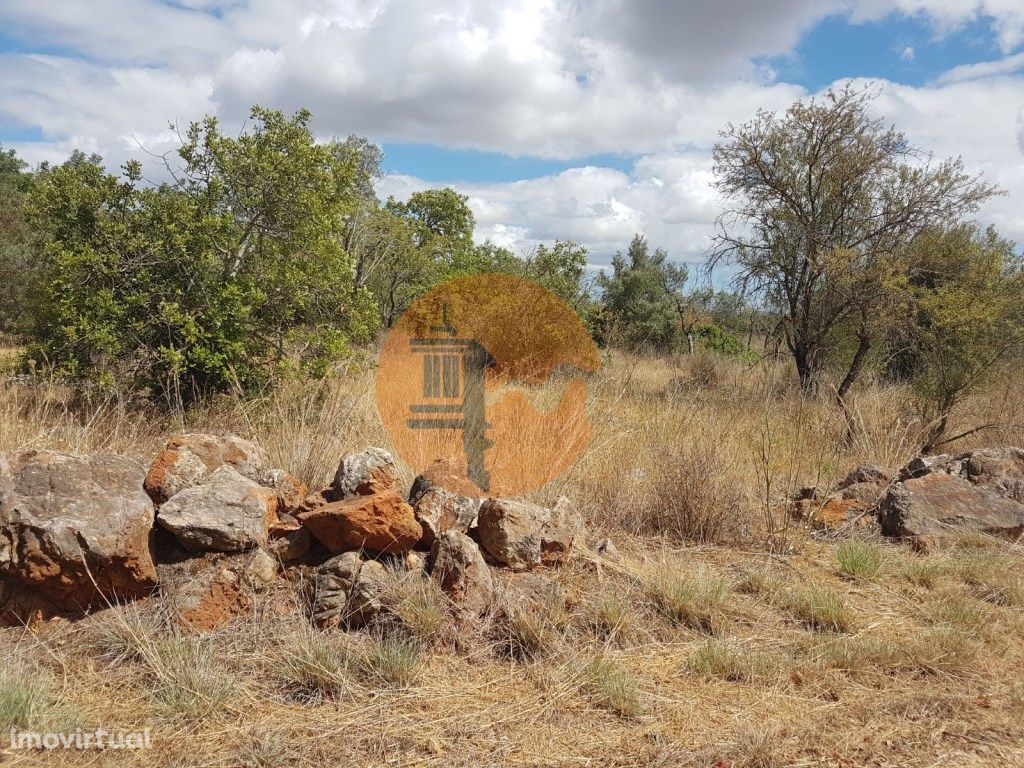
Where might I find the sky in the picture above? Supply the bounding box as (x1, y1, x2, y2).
(2, 0, 1024, 274)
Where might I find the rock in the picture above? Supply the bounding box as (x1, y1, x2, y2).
(298, 489, 420, 554)
(144, 433, 269, 505)
(409, 459, 481, 547)
(836, 464, 891, 489)
(0, 450, 157, 614)
(551, 495, 585, 540)
(476, 498, 575, 570)
(157, 466, 279, 553)
(839, 482, 887, 506)
(427, 531, 492, 619)
(332, 448, 403, 499)
(961, 448, 1024, 498)
(260, 469, 309, 516)
(313, 551, 390, 629)
(817, 498, 868, 529)
(267, 513, 312, 562)
(595, 537, 619, 559)
(879, 448, 1024, 543)
(243, 548, 279, 586)
(879, 471, 1024, 541)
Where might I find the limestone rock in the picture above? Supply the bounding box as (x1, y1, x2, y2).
(409, 459, 481, 547)
(477, 498, 575, 570)
(157, 466, 278, 553)
(879, 471, 1024, 541)
(428, 531, 492, 619)
(267, 513, 312, 562)
(0, 450, 157, 614)
(313, 551, 390, 629)
(332, 447, 403, 499)
(144, 433, 268, 505)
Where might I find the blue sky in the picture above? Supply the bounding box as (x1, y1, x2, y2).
(1, 1, 1023, 267)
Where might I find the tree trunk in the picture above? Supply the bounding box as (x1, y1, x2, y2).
(836, 330, 872, 445)
(794, 346, 815, 394)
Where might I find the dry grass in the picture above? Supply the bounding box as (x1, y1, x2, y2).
(2, 350, 1024, 766)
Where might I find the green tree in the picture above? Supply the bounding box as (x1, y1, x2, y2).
(711, 86, 1000, 401)
(891, 225, 1024, 452)
(386, 188, 476, 270)
(0, 145, 35, 335)
(26, 107, 378, 405)
(598, 234, 687, 353)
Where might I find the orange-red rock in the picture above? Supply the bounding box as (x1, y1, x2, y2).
(298, 490, 421, 554)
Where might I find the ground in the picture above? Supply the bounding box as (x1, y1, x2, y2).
(1, 350, 1023, 767)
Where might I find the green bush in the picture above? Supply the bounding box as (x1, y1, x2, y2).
(23, 108, 379, 405)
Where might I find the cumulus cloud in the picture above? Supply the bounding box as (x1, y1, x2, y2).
(1, 0, 1023, 268)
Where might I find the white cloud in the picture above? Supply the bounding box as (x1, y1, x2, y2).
(936, 51, 1024, 84)
(2, 0, 1024, 272)
(899, 45, 916, 60)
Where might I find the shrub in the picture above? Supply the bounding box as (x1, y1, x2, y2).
(24, 109, 378, 405)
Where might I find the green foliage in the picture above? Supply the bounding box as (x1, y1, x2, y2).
(24, 107, 378, 404)
(693, 322, 755, 360)
(0, 145, 35, 334)
(598, 235, 688, 352)
(891, 224, 1024, 450)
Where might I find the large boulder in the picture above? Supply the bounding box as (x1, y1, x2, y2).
(428, 530, 492, 619)
(476, 498, 576, 570)
(332, 448, 403, 499)
(157, 466, 279, 553)
(298, 489, 420, 554)
(144, 433, 269, 505)
(312, 551, 390, 629)
(0, 450, 157, 614)
(409, 459, 481, 547)
(879, 471, 1024, 541)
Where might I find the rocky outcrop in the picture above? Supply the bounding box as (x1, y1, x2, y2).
(156, 466, 279, 553)
(428, 530, 492, 619)
(312, 551, 390, 629)
(879, 470, 1024, 542)
(477, 498, 576, 570)
(332, 448, 404, 499)
(298, 490, 420, 554)
(874, 449, 1024, 543)
(0, 450, 157, 613)
(409, 459, 481, 547)
(144, 434, 269, 505)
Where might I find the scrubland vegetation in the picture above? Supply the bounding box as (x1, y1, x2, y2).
(1, 86, 1024, 766)
(2, 350, 1024, 766)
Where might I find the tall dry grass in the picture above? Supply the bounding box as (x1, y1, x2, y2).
(2, 345, 1024, 544)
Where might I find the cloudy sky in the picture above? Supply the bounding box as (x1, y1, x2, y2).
(2, 1, 1024, 272)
